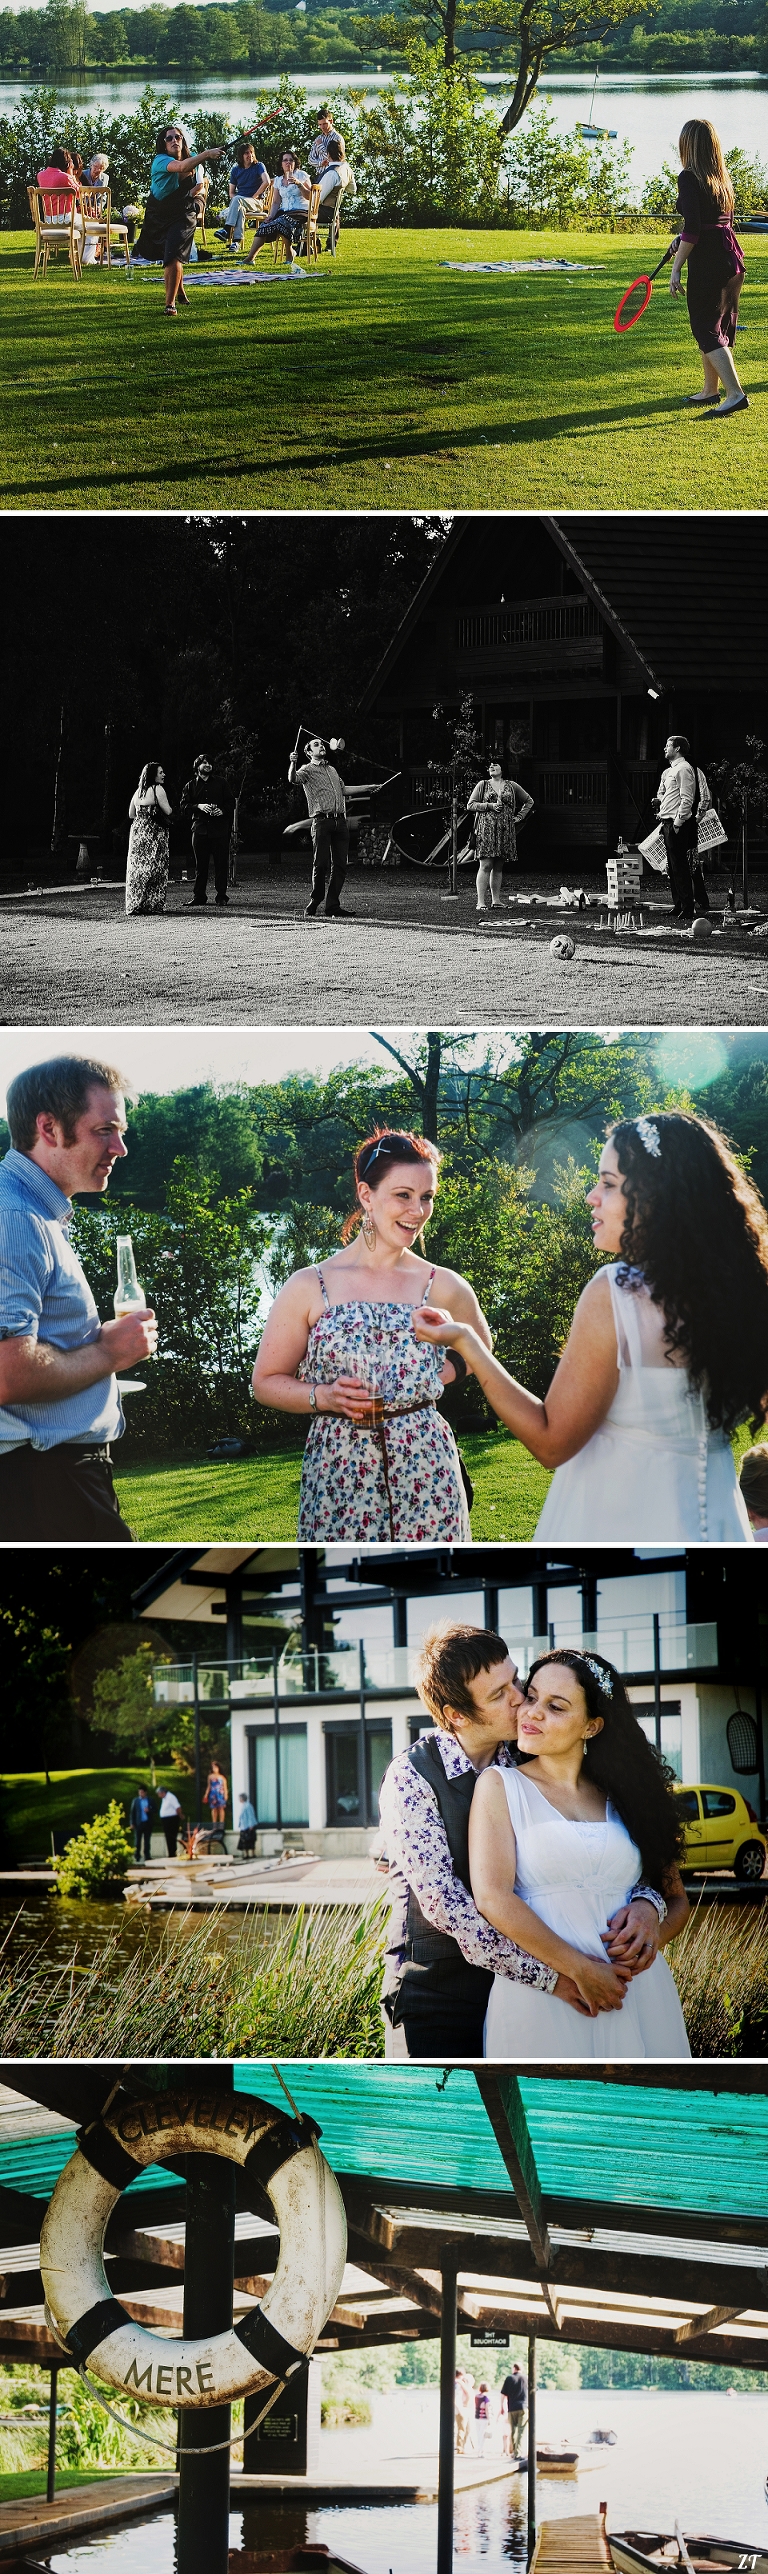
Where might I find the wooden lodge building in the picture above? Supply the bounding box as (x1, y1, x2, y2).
(360, 514, 768, 867)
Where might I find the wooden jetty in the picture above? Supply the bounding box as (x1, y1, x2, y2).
(531, 2512, 612, 2573)
(0, 2473, 176, 2559)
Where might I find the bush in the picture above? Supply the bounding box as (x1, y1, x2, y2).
(321, 2394, 372, 2427)
(500, 100, 634, 232)
(53, 1799, 133, 1899)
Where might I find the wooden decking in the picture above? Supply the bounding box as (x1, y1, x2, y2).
(0, 2474, 176, 2560)
(531, 2513, 612, 2573)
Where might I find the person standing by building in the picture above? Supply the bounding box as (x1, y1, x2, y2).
(467, 757, 533, 913)
(180, 756, 236, 908)
(237, 1792, 258, 1854)
(0, 1055, 157, 1541)
(130, 1784, 154, 1863)
(204, 1760, 228, 1846)
(289, 735, 350, 919)
(159, 1786, 183, 1856)
(654, 735, 699, 922)
(500, 2361, 527, 2457)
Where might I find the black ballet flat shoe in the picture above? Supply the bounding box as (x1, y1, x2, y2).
(702, 393, 750, 418)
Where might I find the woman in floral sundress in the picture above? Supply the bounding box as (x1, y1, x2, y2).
(252, 1129, 492, 1540)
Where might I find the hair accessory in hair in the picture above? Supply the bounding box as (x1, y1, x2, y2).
(634, 1117, 661, 1160)
(580, 1655, 613, 1698)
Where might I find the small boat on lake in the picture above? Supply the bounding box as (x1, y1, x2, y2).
(587, 2426, 618, 2446)
(536, 2439, 580, 2474)
(608, 2533, 768, 2574)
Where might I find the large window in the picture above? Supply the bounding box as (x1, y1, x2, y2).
(247, 1726, 309, 1827)
(325, 1722, 392, 1827)
(633, 1701, 683, 1778)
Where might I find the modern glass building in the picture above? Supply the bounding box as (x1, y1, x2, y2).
(134, 1548, 767, 1856)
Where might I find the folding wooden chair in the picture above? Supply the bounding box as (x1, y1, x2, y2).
(28, 184, 82, 279)
(80, 187, 130, 270)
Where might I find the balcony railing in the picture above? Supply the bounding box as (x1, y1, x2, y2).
(458, 601, 602, 651)
(153, 1619, 717, 1709)
(153, 1645, 414, 1707)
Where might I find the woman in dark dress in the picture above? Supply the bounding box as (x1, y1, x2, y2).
(134, 123, 224, 315)
(668, 120, 747, 417)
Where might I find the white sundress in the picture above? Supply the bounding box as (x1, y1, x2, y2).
(535, 1265, 752, 1544)
(484, 1765, 690, 2062)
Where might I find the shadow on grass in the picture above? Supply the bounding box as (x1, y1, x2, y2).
(6, 383, 746, 502)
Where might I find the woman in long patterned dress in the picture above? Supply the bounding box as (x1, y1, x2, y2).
(126, 764, 172, 915)
(467, 759, 534, 913)
(413, 1111, 768, 1542)
(252, 1129, 492, 1540)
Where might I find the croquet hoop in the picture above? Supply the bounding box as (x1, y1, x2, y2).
(40, 2087, 347, 2407)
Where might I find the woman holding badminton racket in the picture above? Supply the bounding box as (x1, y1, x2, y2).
(669, 120, 747, 416)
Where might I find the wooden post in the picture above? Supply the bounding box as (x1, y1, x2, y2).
(436, 2252, 457, 2574)
(176, 2078, 236, 2574)
(527, 2331, 537, 2569)
(46, 2362, 59, 2504)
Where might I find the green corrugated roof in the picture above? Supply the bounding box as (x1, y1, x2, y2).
(0, 2074, 766, 2224)
(234, 2068, 768, 2221)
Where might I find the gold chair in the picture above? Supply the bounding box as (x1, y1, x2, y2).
(28, 184, 83, 280)
(80, 187, 130, 270)
(303, 183, 322, 266)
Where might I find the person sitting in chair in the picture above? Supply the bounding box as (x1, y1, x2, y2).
(243, 150, 311, 268)
(214, 139, 269, 251)
(316, 137, 354, 253)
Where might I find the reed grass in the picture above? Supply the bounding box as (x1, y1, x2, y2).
(668, 1897, 768, 2057)
(0, 1900, 388, 2059)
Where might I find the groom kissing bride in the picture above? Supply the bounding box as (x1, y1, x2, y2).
(378, 1622, 691, 2062)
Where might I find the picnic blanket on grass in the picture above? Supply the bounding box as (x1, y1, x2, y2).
(440, 258, 606, 274)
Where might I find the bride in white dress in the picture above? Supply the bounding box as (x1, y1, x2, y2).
(414, 1110, 768, 1541)
(471, 1649, 691, 2061)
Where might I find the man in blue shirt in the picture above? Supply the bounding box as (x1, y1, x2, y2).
(237, 1792, 257, 1855)
(215, 140, 269, 251)
(130, 1786, 154, 1863)
(0, 1054, 157, 1541)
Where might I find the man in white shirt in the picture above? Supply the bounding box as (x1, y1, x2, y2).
(654, 733, 698, 922)
(316, 137, 354, 253)
(289, 734, 350, 918)
(159, 1788, 183, 1856)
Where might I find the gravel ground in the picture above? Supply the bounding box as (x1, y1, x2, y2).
(2, 869, 767, 1027)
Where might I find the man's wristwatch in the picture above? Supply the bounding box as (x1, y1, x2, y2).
(632, 1884, 668, 1923)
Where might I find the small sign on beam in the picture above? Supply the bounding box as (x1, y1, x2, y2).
(470, 2329, 510, 2347)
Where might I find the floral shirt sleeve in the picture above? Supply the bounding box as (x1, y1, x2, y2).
(378, 1740, 558, 1990)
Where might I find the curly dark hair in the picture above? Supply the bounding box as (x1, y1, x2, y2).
(525, 1648, 684, 1892)
(607, 1111, 768, 1431)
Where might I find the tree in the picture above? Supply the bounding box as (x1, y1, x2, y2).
(0, 1603, 71, 1785)
(352, 0, 660, 128)
(89, 1644, 176, 1781)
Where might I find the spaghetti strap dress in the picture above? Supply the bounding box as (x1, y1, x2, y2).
(483, 1766, 690, 2062)
(534, 1265, 752, 1544)
(125, 787, 169, 915)
(297, 1265, 471, 1542)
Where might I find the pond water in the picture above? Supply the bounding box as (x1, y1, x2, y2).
(39, 2389, 768, 2570)
(2, 66, 767, 189)
(0, 1887, 266, 1976)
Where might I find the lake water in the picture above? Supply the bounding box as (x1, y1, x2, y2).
(40, 2389, 768, 2570)
(2, 67, 767, 188)
(0, 1887, 270, 1976)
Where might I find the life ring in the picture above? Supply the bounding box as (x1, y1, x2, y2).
(40, 2086, 347, 2408)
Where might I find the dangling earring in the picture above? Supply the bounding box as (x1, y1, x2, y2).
(361, 1210, 376, 1251)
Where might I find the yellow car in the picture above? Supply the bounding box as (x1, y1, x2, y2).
(673, 1782, 768, 1882)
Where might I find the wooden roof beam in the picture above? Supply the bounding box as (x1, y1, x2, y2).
(475, 2071, 552, 2271)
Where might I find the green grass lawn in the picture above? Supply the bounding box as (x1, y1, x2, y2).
(114, 1433, 551, 1538)
(1, 1764, 183, 1861)
(115, 1421, 765, 1541)
(3, 225, 766, 511)
(0, 2468, 128, 2499)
